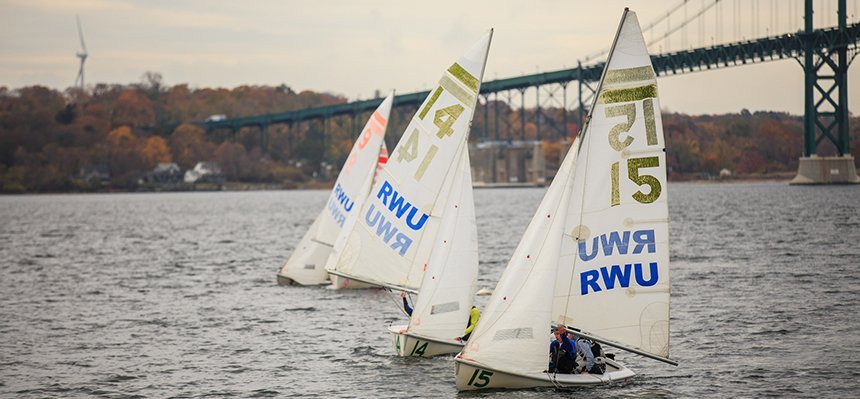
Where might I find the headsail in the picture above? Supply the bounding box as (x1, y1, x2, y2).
(326, 31, 493, 292)
(459, 136, 581, 372)
(278, 94, 393, 285)
(406, 147, 479, 339)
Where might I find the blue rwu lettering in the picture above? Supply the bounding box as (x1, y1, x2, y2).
(632, 230, 656, 254)
(374, 213, 398, 242)
(377, 180, 393, 203)
(580, 270, 601, 295)
(365, 203, 381, 226)
(334, 183, 354, 212)
(390, 233, 413, 256)
(373, 180, 429, 232)
(578, 237, 599, 261)
(364, 203, 414, 256)
(580, 262, 660, 295)
(388, 191, 411, 217)
(634, 262, 659, 287)
(328, 197, 346, 226)
(600, 264, 632, 290)
(578, 229, 656, 261)
(601, 231, 630, 256)
(405, 208, 428, 230)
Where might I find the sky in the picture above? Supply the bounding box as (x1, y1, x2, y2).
(1, 0, 858, 115)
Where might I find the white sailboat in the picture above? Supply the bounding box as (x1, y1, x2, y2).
(277, 94, 393, 286)
(455, 9, 676, 390)
(327, 31, 493, 356)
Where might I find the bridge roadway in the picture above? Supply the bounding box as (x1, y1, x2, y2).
(204, 23, 860, 133)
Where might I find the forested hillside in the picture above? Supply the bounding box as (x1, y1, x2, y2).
(1, 74, 858, 193)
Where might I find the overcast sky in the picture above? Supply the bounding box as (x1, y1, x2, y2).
(1, 0, 858, 115)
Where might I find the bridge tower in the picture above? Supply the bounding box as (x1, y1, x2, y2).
(792, 0, 860, 184)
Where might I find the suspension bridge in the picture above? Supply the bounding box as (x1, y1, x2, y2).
(205, 0, 860, 184)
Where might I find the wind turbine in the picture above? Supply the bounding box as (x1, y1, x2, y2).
(74, 15, 88, 90)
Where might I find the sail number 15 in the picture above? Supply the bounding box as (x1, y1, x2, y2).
(605, 98, 662, 206)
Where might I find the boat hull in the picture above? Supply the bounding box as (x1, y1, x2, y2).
(277, 237, 332, 286)
(388, 325, 464, 357)
(276, 272, 328, 286)
(454, 356, 635, 391)
(329, 274, 374, 290)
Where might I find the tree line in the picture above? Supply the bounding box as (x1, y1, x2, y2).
(1, 73, 858, 193)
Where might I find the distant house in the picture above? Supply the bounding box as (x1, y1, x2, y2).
(184, 162, 225, 184)
(79, 164, 110, 185)
(140, 163, 182, 184)
(205, 114, 227, 122)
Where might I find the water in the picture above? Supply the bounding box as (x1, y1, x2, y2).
(1, 183, 858, 398)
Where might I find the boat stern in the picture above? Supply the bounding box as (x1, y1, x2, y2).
(388, 325, 463, 357)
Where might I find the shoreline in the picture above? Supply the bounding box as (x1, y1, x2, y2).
(6, 173, 853, 195)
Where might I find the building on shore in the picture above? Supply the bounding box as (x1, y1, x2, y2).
(469, 141, 546, 187)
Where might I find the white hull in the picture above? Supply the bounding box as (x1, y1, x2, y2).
(454, 356, 635, 391)
(277, 238, 332, 286)
(276, 272, 328, 286)
(388, 325, 464, 357)
(329, 274, 374, 290)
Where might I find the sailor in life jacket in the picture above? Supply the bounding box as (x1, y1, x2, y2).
(456, 306, 481, 342)
(548, 325, 576, 373)
(571, 332, 606, 374)
(399, 291, 413, 316)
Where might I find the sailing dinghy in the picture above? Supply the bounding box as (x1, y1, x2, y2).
(326, 31, 493, 357)
(277, 94, 393, 286)
(455, 9, 676, 390)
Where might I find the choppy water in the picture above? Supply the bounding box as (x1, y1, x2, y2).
(1, 183, 859, 398)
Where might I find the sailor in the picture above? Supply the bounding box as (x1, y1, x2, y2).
(548, 325, 576, 373)
(456, 306, 481, 342)
(399, 291, 413, 316)
(569, 331, 605, 374)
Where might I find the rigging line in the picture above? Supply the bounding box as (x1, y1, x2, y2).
(646, 0, 720, 48)
(641, 0, 692, 34)
(585, 0, 712, 63)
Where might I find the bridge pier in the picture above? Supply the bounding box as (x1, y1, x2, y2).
(791, 156, 860, 184)
(792, 0, 858, 185)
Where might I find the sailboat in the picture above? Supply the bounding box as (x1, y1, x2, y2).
(454, 9, 676, 390)
(277, 94, 393, 286)
(326, 31, 493, 357)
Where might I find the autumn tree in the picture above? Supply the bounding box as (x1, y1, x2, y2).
(112, 89, 155, 128)
(141, 136, 173, 168)
(170, 123, 214, 169)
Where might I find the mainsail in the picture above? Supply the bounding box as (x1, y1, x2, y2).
(326, 31, 493, 293)
(277, 94, 393, 285)
(554, 9, 670, 359)
(459, 9, 672, 375)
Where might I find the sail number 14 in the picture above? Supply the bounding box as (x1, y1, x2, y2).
(396, 103, 464, 182)
(606, 98, 662, 206)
